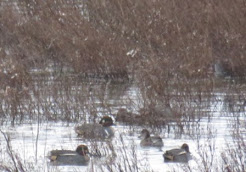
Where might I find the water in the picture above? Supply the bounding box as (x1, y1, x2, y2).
(0, 76, 245, 171)
(0, 96, 244, 172)
(0, 122, 194, 171)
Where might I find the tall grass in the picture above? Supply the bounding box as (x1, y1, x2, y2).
(1, 0, 245, 78)
(0, 0, 245, 171)
(2, 0, 245, 122)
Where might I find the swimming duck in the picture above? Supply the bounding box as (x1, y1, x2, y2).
(75, 116, 114, 139)
(115, 108, 139, 124)
(163, 143, 191, 163)
(49, 145, 90, 166)
(139, 129, 164, 147)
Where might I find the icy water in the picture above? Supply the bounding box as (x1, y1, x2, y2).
(0, 79, 245, 172)
(0, 112, 243, 172)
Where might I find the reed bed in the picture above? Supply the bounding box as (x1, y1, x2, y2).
(0, 0, 245, 171)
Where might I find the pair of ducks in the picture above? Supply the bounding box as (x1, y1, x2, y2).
(49, 115, 114, 165)
(139, 129, 191, 163)
(49, 116, 191, 165)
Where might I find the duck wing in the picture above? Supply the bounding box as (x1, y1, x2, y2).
(75, 124, 104, 137)
(164, 149, 185, 160)
(50, 150, 76, 156)
(150, 136, 164, 147)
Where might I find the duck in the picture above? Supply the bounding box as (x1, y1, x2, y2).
(139, 129, 164, 147)
(163, 143, 191, 163)
(75, 116, 114, 139)
(49, 145, 90, 166)
(115, 108, 141, 124)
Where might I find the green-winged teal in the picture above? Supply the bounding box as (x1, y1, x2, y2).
(139, 129, 164, 147)
(49, 145, 90, 166)
(75, 116, 114, 139)
(163, 143, 191, 163)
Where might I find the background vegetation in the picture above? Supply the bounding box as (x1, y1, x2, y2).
(1, 0, 245, 121)
(0, 0, 245, 171)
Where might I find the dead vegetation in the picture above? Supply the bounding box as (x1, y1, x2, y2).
(0, 0, 245, 124)
(0, 0, 245, 171)
(1, 0, 245, 78)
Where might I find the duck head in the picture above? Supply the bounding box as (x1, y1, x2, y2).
(99, 116, 114, 127)
(139, 129, 150, 139)
(76, 145, 89, 156)
(181, 143, 190, 153)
